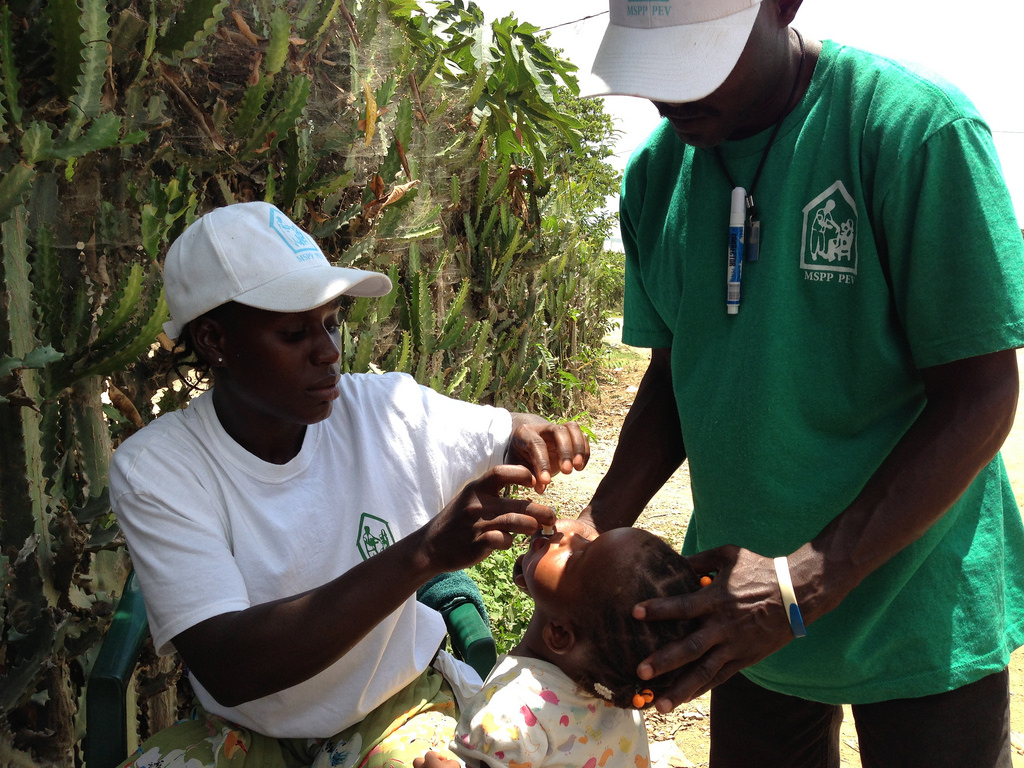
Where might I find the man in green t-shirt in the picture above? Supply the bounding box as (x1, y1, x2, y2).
(577, 0, 1024, 765)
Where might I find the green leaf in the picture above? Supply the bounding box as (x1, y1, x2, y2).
(52, 113, 125, 161)
(394, 222, 442, 241)
(377, 263, 400, 318)
(438, 314, 467, 350)
(241, 75, 310, 157)
(351, 325, 376, 373)
(443, 279, 471, 334)
(265, 7, 292, 76)
(0, 356, 21, 379)
(46, 0, 83, 100)
(0, 5, 23, 124)
(92, 263, 146, 348)
(21, 347, 63, 369)
(374, 76, 398, 111)
(76, 290, 168, 380)
(67, 0, 111, 130)
(1, 207, 35, 372)
(394, 97, 414, 149)
(0, 164, 34, 225)
(232, 78, 272, 139)
(337, 237, 373, 266)
(141, 204, 161, 259)
(29, 227, 60, 348)
(392, 331, 413, 374)
(297, 0, 341, 41)
(158, 0, 228, 58)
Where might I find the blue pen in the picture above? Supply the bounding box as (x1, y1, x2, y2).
(727, 186, 746, 315)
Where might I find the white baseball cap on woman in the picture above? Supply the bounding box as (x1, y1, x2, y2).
(583, 0, 762, 103)
(162, 202, 393, 339)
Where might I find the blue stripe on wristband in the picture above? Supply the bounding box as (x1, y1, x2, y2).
(774, 556, 808, 638)
(787, 603, 808, 638)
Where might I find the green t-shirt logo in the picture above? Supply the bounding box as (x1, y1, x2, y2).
(801, 180, 858, 279)
(357, 514, 395, 560)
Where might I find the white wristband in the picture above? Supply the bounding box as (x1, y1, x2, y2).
(773, 556, 808, 637)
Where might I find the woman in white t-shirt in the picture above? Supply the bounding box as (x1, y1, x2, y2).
(109, 202, 590, 767)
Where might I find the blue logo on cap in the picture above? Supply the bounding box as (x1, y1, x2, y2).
(269, 209, 321, 262)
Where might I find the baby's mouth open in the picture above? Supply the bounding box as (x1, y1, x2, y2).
(512, 552, 528, 593)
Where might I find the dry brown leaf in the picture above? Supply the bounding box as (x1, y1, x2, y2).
(380, 179, 420, 209)
(231, 11, 261, 46)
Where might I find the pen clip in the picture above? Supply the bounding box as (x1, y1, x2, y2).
(745, 194, 760, 262)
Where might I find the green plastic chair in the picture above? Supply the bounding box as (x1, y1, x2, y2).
(84, 569, 497, 768)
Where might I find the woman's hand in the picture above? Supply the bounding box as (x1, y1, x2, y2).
(421, 465, 558, 573)
(508, 414, 590, 493)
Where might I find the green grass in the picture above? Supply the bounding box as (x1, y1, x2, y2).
(602, 343, 645, 369)
(467, 541, 534, 655)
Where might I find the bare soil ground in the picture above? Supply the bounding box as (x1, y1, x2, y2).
(528, 337, 1024, 768)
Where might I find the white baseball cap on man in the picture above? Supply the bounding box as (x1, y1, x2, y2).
(162, 202, 393, 339)
(583, 0, 762, 103)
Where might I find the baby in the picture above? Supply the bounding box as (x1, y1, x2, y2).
(416, 521, 701, 768)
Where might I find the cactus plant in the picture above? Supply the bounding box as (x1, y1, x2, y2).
(0, 0, 620, 762)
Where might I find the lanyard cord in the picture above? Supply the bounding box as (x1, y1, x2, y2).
(714, 28, 806, 199)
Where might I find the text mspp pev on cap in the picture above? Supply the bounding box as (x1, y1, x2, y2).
(582, 0, 762, 103)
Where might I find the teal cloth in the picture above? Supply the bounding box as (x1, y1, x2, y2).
(417, 571, 488, 623)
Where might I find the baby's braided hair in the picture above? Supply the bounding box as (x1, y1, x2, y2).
(568, 533, 701, 710)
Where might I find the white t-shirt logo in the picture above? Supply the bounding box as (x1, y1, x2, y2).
(357, 514, 396, 559)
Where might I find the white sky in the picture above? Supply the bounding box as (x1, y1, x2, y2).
(476, 1, 1024, 226)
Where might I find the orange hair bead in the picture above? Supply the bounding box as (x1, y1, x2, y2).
(633, 688, 654, 708)
(700, 575, 713, 587)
